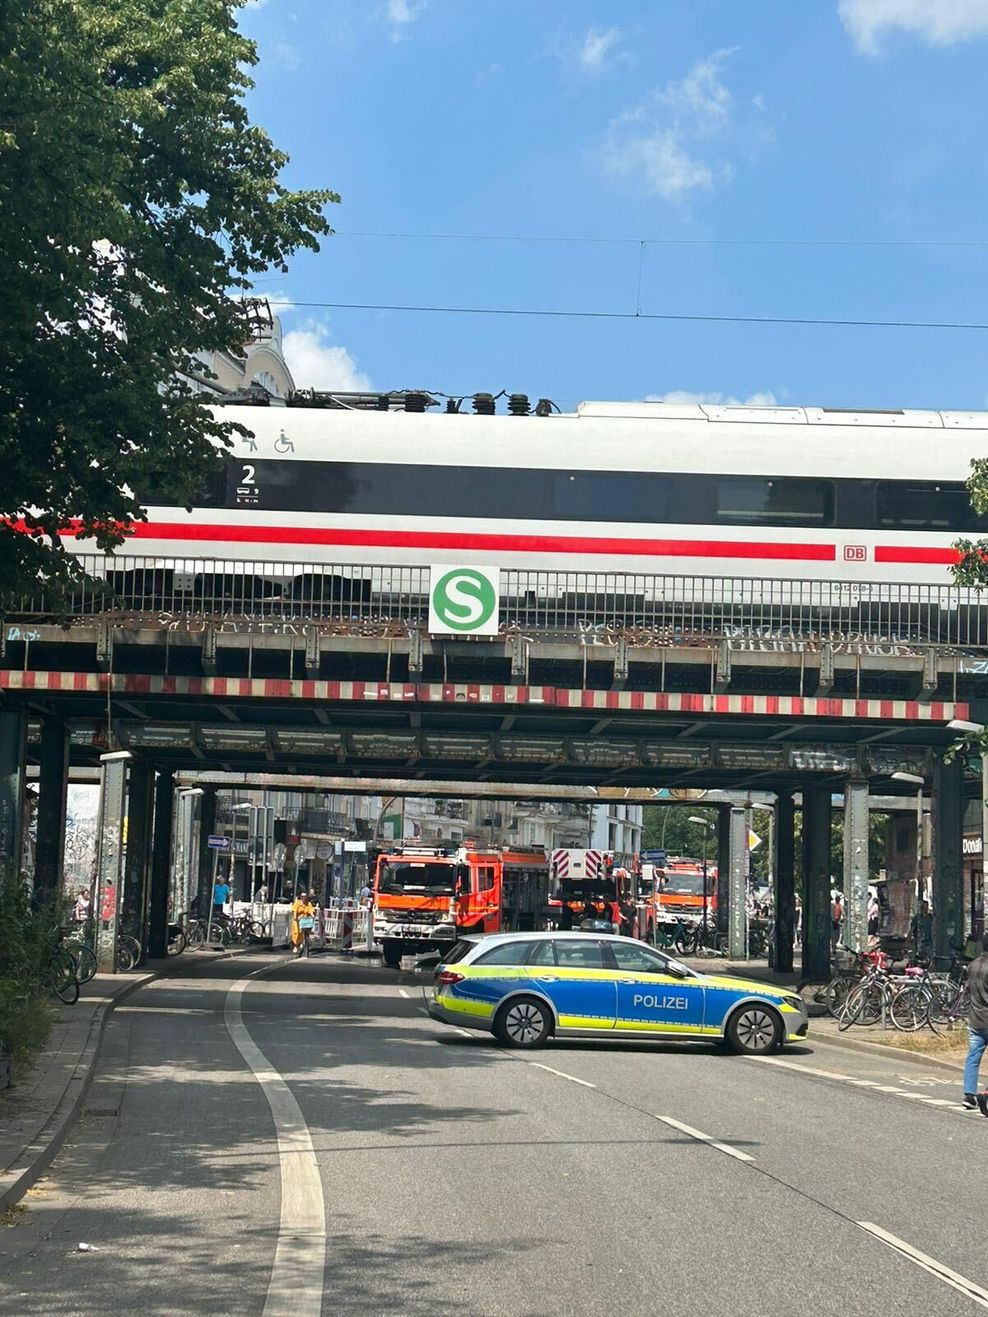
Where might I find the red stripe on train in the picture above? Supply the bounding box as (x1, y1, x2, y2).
(875, 546, 961, 565)
(107, 522, 837, 562)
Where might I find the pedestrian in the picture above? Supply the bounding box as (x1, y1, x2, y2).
(213, 873, 231, 924)
(291, 890, 316, 958)
(359, 881, 372, 907)
(831, 893, 844, 951)
(794, 894, 802, 947)
(72, 887, 91, 923)
(253, 880, 269, 903)
(964, 937, 988, 1111)
(867, 891, 880, 941)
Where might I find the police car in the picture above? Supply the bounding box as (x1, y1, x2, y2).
(429, 931, 808, 1054)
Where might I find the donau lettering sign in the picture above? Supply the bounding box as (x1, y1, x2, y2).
(428, 566, 500, 637)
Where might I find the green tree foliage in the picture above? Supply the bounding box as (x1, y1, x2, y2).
(0, 0, 336, 606)
(0, 871, 61, 1062)
(953, 456, 988, 585)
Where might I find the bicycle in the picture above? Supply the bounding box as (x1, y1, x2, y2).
(838, 961, 930, 1032)
(116, 933, 142, 972)
(43, 944, 80, 1005)
(63, 931, 97, 984)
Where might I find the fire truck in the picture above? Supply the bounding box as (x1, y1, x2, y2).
(547, 849, 634, 934)
(637, 857, 718, 940)
(373, 842, 549, 969)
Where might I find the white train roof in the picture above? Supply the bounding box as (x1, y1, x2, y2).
(215, 401, 988, 481)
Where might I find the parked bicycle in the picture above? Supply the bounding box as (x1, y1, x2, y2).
(63, 929, 98, 984)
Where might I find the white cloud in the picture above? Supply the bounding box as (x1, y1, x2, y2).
(282, 321, 371, 392)
(386, 0, 427, 39)
(578, 26, 623, 71)
(839, 0, 988, 53)
(601, 49, 747, 200)
(646, 390, 779, 406)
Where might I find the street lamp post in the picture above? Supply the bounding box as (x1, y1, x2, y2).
(892, 772, 926, 901)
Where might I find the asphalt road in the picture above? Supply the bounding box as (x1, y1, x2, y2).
(2, 953, 987, 1316)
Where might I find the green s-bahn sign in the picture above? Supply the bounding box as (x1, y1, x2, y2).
(428, 566, 500, 636)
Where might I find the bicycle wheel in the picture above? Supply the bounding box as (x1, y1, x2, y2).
(186, 921, 205, 949)
(207, 923, 228, 947)
(167, 927, 187, 956)
(889, 985, 931, 1032)
(68, 942, 98, 984)
(824, 973, 859, 1019)
(116, 939, 137, 972)
(51, 949, 80, 1004)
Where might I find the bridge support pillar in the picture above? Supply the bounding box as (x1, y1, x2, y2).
(34, 718, 69, 904)
(728, 806, 749, 960)
(933, 756, 964, 961)
(773, 792, 796, 973)
(0, 709, 26, 882)
(147, 770, 175, 960)
(122, 760, 153, 958)
(95, 753, 129, 971)
(842, 777, 870, 953)
(197, 787, 218, 917)
(802, 787, 832, 982)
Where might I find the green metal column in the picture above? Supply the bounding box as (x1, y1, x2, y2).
(0, 709, 26, 880)
(121, 760, 153, 955)
(802, 787, 832, 981)
(34, 718, 68, 903)
(773, 791, 796, 973)
(196, 787, 217, 916)
(147, 770, 175, 959)
(842, 777, 870, 954)
(933, 756, 964, 961)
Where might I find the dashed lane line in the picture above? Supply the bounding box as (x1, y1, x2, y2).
(858, 1223, 988, 1311)
(656, 1115, 754, 1163)
(525, 1062, 597, 1089)
(751, 1054, 970, 1113)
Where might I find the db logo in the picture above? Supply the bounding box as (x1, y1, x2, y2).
(843, 545, 867, 562)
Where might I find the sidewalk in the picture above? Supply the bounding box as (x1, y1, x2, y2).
(0, 948, 252, 1214)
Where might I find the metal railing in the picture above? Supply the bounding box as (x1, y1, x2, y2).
(5, 553, 988, 650)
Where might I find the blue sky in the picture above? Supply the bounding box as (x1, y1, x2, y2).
(240, 0, 988, 412)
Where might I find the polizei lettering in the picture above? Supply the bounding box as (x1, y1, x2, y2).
(632, 994, 688, 1010)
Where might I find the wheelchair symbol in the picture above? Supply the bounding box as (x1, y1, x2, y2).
(274, 429, 294, 454)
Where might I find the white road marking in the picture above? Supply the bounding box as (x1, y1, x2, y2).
(417, 1006, 429, 1016)
(656, 1115, 754, 1163)
(751, 1055, 967, 1112)
(526, 1062, 597, 1089)
(225, 972, 326, 1317)
(397, 987, 410, 998)
(858, 1222, 988, 1310)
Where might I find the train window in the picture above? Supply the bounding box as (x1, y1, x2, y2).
(715, 478, 832, 526)
(553, 471, 667, 521)
(876, 482, 982, 531)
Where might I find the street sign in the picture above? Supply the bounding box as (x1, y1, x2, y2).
(207, 834, 230, 851)
(273, 842, 287, 870)
(428, 565, 500, 636)
(640, 849, 668, 865)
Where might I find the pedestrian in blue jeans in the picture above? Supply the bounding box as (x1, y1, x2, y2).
(964, 938, 988, 1110)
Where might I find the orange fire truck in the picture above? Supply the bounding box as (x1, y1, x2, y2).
(638, 858, 718, 938)
(548, 849, 635, 934)
(373, 842, 549, 969)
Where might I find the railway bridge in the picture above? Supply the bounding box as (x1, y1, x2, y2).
(3, 556, 987, 981)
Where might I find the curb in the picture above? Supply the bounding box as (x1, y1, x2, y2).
(810, 1026, 965, 1074)
(0, 945, 258, 1215)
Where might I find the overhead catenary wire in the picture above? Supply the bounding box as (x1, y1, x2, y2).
(268, 298, 988, 334)
(331, 228, 988, 251)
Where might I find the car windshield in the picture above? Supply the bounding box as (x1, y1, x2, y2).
(662, 872, 706, 895)
(378, 862, 456, 895)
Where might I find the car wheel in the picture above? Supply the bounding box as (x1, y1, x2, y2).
(494, 997, 552, 1048)
(726, 1004, 781, 1055)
